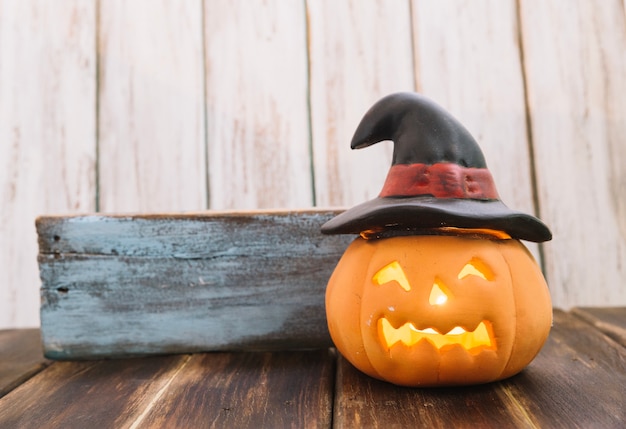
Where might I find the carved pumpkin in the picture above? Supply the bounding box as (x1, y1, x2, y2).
(321, 92, 553, 386)
(325, 233, 552, 386)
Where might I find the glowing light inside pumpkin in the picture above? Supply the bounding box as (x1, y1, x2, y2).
(379, 318, 494, 351)
(429, 282, 450, 306)
(373, 261, 411, 291)
(438, 227, 511, 239)
(458, 258, 494, 281)
(370, 256, 498, 354)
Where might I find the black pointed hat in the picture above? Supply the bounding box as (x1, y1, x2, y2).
(321, 92, 552, 242)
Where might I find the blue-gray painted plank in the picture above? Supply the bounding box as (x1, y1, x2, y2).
(37, 210, 345, 257)
(37, 210, 353, 359)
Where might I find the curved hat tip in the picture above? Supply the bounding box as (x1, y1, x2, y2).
(350, 92, 487, 167)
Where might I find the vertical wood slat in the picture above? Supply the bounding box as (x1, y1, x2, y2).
(204, 0, 312, 210)
(411, 0, 541, 260)
(0, 0, 96, 328)
(2, 1, 626, 330)
(307, 0, 415, 207)
(519, 0, 626, 307)
(97, 0, 206, 213)
(412, 0, 534, 215)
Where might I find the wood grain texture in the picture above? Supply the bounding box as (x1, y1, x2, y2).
(519, 0, 626, 307)
(411, 0, 541, 260)
(0, 355, 189, 429)
(135, 350, 335, 428)
(499, 310, 626, 427)
(98, 0, 206, 212)
(572, 306, 626, 347)
(0, 0, 96, 328)
(37, 210, 352, 358)
(333, 310, 626, 428)
(1, 308, 624, 427)
(334, 356, 533, 429)
(307, 0, 415, 207)
(0, 349, 333, 429)
(204, 0, 312, 209)
(0, 329, 49, 398)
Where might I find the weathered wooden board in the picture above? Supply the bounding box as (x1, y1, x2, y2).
(0, 346, 333, 429)
(1, 308, 625, 427)
(37, 210, 351, 359)
(0, 0, 96, 328)
(334, 356, 533, 428)
(132, 350, 334, 428)
(333, 310, 626, 428)
(204, 0, 313, 209)
(498, 310, 626, 426)
(519, 0, 626, 307)
(307, 0, 414, 207)
(98, 0, 207, 212)
(572, 306, 626, 347)
(0, 329, 49, 398)
(0, 354, 189, 428)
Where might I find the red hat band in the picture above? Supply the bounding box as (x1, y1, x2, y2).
(379, 163, 499, 200)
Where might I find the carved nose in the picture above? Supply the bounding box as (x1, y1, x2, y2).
(429, 280, 452, 306)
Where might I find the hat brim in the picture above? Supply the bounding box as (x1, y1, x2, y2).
(321, 196, 552, 242)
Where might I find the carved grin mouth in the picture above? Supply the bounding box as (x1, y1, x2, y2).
(378, 317, 495, 351)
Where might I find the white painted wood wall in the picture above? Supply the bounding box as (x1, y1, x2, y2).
(1, 0, 625, 329)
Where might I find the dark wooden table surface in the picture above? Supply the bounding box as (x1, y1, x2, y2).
(1, 307, 624, 428)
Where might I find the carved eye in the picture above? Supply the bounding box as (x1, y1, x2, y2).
(458, 258, 494, 281)
(373, 261, 410, 291)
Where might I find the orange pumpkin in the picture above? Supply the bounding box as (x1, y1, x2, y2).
(325, 233, 552, 387)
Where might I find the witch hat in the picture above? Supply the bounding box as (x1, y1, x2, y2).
(321, 92, 552, 242)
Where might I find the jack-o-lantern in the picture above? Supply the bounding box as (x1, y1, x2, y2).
(322, 93, 553, 387)
(326, 233, 551, 386)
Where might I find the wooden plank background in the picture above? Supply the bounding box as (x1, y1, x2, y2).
(1, 0, 625, 329)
